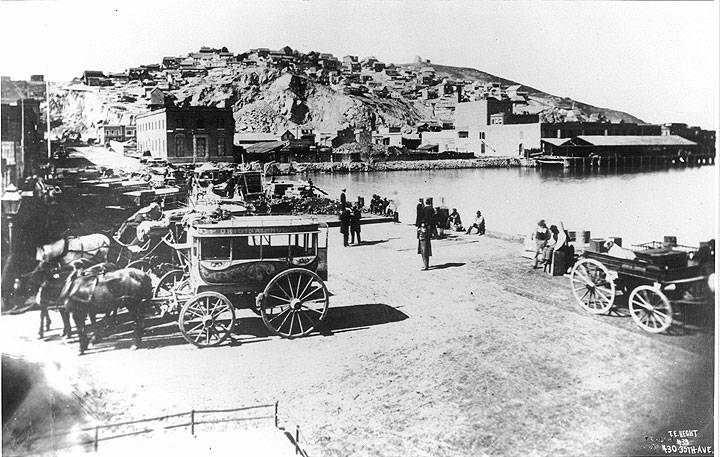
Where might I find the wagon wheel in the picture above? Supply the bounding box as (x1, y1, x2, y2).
(260, 268, 329, 339)
(570, 258, 616, 314)
(179, 292, 235, 347)
(628, 285, 673, 333)
(154, 269, 192, 315)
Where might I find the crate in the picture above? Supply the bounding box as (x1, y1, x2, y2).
(588, 238, 607, 253)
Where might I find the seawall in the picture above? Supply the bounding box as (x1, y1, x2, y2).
(273, 157, 536, 174)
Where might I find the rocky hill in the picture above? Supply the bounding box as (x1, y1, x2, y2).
(46, 48, 644, 141)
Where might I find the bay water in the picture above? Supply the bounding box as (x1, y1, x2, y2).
(309, 166, 717, 246)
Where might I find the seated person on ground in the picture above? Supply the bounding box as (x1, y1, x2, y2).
(466, 211, 485, 235)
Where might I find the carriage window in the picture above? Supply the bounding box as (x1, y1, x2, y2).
(290, 233, 317, 257)
(201, 238, 231, 260)
(263, 235, 291, 259)
(232, 236, 261, 259)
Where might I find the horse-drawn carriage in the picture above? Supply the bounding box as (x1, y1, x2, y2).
(569, 240, 714, 333)
(153, 215, 330, 347)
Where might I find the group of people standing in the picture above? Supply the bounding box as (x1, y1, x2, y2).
(530, 219, 573, 271)
(339, 188, 362, 247)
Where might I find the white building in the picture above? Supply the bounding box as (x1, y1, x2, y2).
(426, 99, 541, 156)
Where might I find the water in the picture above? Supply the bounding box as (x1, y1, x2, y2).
(309, 166, 717, 246)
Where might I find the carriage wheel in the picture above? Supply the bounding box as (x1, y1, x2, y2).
(628, 285, 673, 333)
(260, 268, 329, 338)
(570, 258, 616, 314)
(154, 269, 192, 315)
(179, 292, 235, 347)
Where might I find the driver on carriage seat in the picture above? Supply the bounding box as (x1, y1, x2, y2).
(116, 201, 164, 244)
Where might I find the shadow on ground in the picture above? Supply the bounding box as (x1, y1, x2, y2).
(48, 303, 409, 354)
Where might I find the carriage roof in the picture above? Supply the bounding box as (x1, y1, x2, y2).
(192, 216, 324, 237)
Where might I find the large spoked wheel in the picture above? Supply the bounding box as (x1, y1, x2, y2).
(570, 258, 616, 314)
(154, 269, 192, 315)
(260, 268, 329, 339)
(628, 285, 673, 333)
(179, 292, 236, 347)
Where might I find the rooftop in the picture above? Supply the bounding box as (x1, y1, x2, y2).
(575, 135, 697, 147)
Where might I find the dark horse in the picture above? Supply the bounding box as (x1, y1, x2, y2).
(31, 259, 115, 339)
(27, 263, 153, 355)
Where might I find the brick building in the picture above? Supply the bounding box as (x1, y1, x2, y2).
(1, 99, 42, 188)
(136, 107, 235, 163)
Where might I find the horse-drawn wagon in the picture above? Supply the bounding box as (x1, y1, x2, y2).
(569, 240, 714, 333)
(154, 215, 330, 347)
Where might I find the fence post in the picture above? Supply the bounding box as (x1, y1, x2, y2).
(274, 402, 279, 428)
(190, 410, 195, 436)
(94, 426, 99, 452)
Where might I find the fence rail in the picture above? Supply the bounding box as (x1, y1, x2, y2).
(5, 402, 285, 456)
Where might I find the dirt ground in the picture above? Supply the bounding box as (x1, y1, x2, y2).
(1, 222, 714, 456)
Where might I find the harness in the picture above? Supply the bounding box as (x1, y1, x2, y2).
(59, 236, 110, 262)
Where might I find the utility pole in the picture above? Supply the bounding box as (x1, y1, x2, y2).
(20, 95, 25, 182)
(46, 71, 51, 160)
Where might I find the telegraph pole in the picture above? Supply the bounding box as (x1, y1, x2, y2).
(46, 69, 51, 160)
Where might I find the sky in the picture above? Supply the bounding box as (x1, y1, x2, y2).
(1, 0, 718, 129)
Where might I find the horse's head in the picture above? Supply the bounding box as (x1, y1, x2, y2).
(22, 261, 62, 294)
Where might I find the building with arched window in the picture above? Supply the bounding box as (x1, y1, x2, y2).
(136, 107, 235, 163)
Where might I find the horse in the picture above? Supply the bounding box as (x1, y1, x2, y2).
(38, 260, 121, 338)
(28, 265, 153, 355)
(36, 233, 111, 266)
(32, 234, 111, 336)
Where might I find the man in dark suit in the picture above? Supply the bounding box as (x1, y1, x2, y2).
(415, 198, 424, 227)
(340, 188, 347, 208)
(339, 207, 351, 246)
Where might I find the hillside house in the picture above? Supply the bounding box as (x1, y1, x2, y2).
(109, 72, 129, 84)
(162, 57, 180, 69)
(373, 126, 403, 147)
(82, 70, 105, 85)
(136, 106, 234, 163)
(99, 125, 126, 144)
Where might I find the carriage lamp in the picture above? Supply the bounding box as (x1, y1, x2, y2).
(1, 184, 22, 217)
(2, 184, 22, 253)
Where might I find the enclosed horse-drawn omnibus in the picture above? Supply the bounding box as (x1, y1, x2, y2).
(155, 216, 330, 347)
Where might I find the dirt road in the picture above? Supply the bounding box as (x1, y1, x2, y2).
(2, 223, 714, 456)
